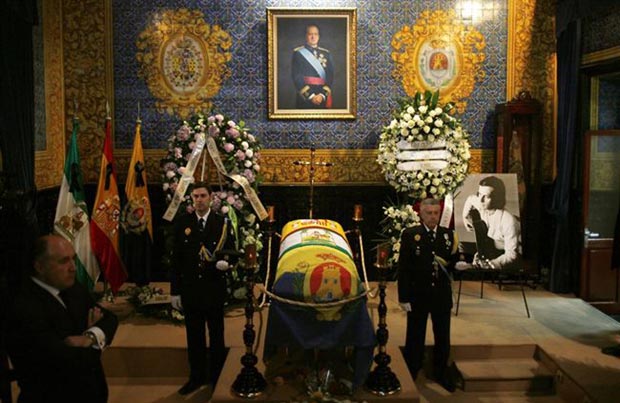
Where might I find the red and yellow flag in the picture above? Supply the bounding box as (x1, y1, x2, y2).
(90, 117, 127, 294)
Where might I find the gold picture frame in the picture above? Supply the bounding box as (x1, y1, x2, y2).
(267, 8, 357, 119)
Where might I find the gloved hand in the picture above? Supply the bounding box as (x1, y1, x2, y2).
(170, 295, 183, 312)
(399, 302, 412, 312)
(216, 260, 230, 271)
(455, 261, 473, 271)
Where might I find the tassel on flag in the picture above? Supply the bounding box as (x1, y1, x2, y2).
(120, 117, 153, 286)
(54, 118, 100, 289)
(90, 114, 127, 294)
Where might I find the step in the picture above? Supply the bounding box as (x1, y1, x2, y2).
(455, 358, 554, 393)
(103, 347, 188, 377)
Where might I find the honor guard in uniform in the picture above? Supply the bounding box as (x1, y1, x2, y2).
(170, 182, 235, 395)
(398, 198, 458, 392)
(292, 24, 334, 109)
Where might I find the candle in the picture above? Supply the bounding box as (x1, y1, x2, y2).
(353, 204, 363, 220)
(267, 205, 275, 222)
(245, 244, 257, 268)
(376, 243, 390, 266)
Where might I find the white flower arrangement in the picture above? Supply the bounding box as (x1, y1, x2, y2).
(377, 91, 471, 199)
(381, 203, 420, 265)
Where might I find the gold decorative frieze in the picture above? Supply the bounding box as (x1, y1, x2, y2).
(117, 148, 489, 186)
(136, 8, 232, 118)
(391, 9, 486, 113)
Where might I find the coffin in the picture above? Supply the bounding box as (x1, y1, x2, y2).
(263, 219, 376, 388)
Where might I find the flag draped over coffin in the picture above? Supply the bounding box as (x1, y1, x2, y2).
(53, 119, 100, 290)
(263, 219, 376, 386)
(120, 120, 153, 286)
(90, 117, 127, 294)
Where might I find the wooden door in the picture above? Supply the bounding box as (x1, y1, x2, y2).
(580, 130, 620, 313)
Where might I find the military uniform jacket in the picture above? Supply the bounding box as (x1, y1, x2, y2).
(171, 211, 233, 309)
(397, 225, 457, 312)
(292, 44, 334, 108)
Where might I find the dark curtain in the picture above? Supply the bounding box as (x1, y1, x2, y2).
(549, 2, 583, 293)
(0, 0, 39, 288)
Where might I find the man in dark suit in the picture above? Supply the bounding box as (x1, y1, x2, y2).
(170, 182, 235, 395)
(398, 198, 458, 392)
(292, 23, 334, 109)
(7, 235, 118, 403)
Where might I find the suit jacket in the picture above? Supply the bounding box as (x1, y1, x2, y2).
(397, 225, 457, 312)
(171, 211, 234, 309)
(7, 279, 118, 403)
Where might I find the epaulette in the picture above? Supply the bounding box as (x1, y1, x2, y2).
(294, 45, 304, 52)
(318, 47, 330, 53)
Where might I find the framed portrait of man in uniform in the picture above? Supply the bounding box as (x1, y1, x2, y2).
(267, 8, 357, 119)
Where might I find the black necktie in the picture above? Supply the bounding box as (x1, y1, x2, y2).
(198, 218, 205, 231)
(429, 230, 436, 242)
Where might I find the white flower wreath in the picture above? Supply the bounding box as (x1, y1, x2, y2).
(377, 91, 471, 199)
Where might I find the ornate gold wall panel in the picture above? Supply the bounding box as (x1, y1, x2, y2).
(35, 0, 65, 189)
(508, 0, 557, 182)
(62, 0, 110, 183)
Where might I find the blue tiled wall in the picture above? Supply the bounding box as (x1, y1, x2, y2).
(113, 0, 507, 151)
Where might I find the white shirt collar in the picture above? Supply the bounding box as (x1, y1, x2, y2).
(195, 209, 211, 221)
(31, 276, 66, 307)
(423, 224, 436, 233)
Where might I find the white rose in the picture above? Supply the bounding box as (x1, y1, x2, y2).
(429, 186, 437, 194)
(245, 149, 254, 158)
(400, 120, 408, 129)
(413, 114, 421, 122)
(241, 141, 249, 150)
(166, 170, 176, 179)
(400, 128, 409, 136)
(428, 134, 435, 142)
(425, 116, 433, 124)
(435, 107, 443, 114)
(435, 119, 444, 127)
(403, 113, 412, 121)
(423, 126, 431, 133)
(407, 106, 415, 114)
(429, 110, 436, 117)
(411, 128, 419, 135)
(418, 105, 428, 114)
(163, 183, 169, 191)
(423, 178, 430, 186)
(244, 160, 252, 168)
(407, 120, 415, 128)
(432, 178, 441, 186)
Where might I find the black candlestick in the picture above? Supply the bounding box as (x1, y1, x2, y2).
(231, 254, 267, 397)
(366, 259, 401, 396)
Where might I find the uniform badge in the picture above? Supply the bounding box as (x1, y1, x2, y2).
(414, 234, 421, 242)
(415, 246, 421, 256)
(185, 227, 191, 236)
(444, 233, 451, 247)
